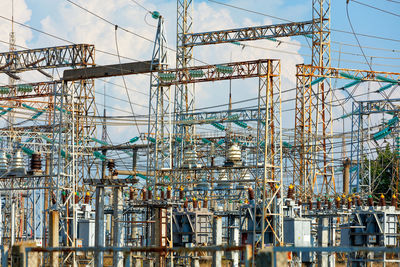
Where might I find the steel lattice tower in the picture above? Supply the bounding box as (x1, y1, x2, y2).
(294, 0, 335, 197)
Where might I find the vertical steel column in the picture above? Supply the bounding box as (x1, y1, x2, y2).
(49, 210, 59, 267)
(229, 216, 240, 267)
(113, 187, 124, 267)
(294, 0, 333, 196)
(257, 60, 283, 248)
(175, 0, 194, 176)
(342, 158, 350, 195)
(311, 0, 334, 194)
(94, 186, 105, 266)
(317, 217, 332, 267)
(10, 200, 15, 247)
(147, 16, 171, 194)
(212, 216, 222, 267)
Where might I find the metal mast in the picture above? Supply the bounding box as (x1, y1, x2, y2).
(147, 15, 171, 193)
(174, 0, 194, 173)
(294, 0, 334, 197)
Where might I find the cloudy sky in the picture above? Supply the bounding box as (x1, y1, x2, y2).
(0, 0, 398, 150)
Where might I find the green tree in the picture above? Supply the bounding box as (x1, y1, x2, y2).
(362, 143, 398, 201)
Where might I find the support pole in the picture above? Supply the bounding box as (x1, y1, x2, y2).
(229, 217, 240, 267)
(317, 217, 329, 267)
(49, 210, 59, 267)
(94, 186, 105, 266)
(212, 216, 222, 267)
(343, 158, 350, 195)
(113, 186, 124, 267)
(11, 199, 15, 247)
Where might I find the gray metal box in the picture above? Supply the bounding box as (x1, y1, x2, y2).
(78, 219, 95, 247)
(284, 217, 312, 247)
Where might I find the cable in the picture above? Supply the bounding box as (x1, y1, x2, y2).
(64, 0, 210, 65)
(207, 0, 400, 44)
(94, 89, 148, 109)
(233, 41, 400, 68)
(385, 0, 400, 3)
(351, 0, 400, 18)
(332, 28, 400, 44)
(130, 0, 153, 13)
(208, 0, 291, 22)
(114, 25, 142, 135)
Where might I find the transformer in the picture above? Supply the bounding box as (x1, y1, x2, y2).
(172, 207, 213, 247)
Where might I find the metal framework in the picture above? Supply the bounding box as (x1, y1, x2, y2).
(0, 44, 96, 262)
(295, 63, 400, 195)
(159, 59, 277, 86)
(350, 99, 400, 194)
(184, 20, 314, 47)
(156, 59, 283, 245)
(147, 16, 171, 191)
(294, 0, 334, 197)
(174, 0, 195, 171)
(0, 44, 95, 73)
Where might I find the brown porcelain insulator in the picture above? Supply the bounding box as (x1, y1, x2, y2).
(179, 189, 184, 200)
(287, 185, 294, 199)
(193, 199, 198, 209)
(335, 198, 341, 209)
(391, 195, 398, 208)
(379, 195, 386, 207)
(166, 188, 171, 199)
(74, 193, 80, 204)
(142, 189, 147, 201)
(147, 190, 152, 200)
(129, 188, 135, 201)
(308, 198, 313, 210)
(107, 159, 115, 172)
(160, 190, 165, 200)
(203, 199, 208, 209)
(30, 153, 42, 171)
(184, 199, 188, 209)
(327, 200, 332, 210)
(248, 188, 255, 200)
(356, 196, 362, 206)
(347, 199, 352, 209)
(51, 193, 57, 205)
(317, 198, 321, 210)
(84, 193, 90, 204)
(367, 195, 374, 206)
(367, 195, 374, 207)
(316, 199, 321, 210)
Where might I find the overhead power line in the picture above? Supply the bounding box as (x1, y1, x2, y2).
(207, 0, 400, 44)
(351, 0, 400, 18)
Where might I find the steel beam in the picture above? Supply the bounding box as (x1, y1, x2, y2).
(184, 20, 314, 47)
(0, 44, 95, 73)
(63, 61, 156, 81)
(297, 65, 400, 82)
(160, 59, 279, 86)
(0, 81, 57, 101)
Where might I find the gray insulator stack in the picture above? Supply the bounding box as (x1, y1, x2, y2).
(0, 151, 8, 173)
(183, 149, 198, 169)
(10, 150, 26, 175)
